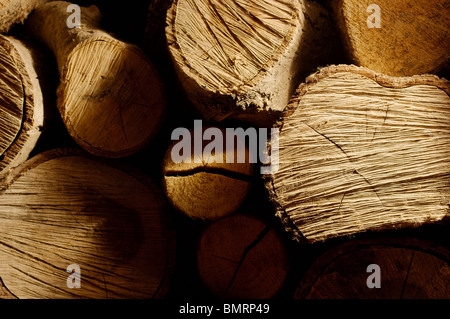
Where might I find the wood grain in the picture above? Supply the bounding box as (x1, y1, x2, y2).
(27, 1, 166, 158)
(329, 0, 450, 76)
(197, 213, 290, 298)
(0, 149, 175, 299)
(265, 65, 450, 243)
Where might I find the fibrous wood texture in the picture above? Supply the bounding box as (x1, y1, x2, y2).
(27, 1, 166, 158)
(265, 65, 450, 243)
(0, 0, 49, 34)
(0, 35, 43, 173)
(166, 0, 338, 126)
(330, 0, 450, 76)
(0, 149, 175, 299)
(295, 237, 450, 299)
(197, 214, 289, 299)
(162, 126, 253, 220)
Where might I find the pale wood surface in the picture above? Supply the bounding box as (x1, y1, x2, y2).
(0, 149, 175, 299)
(0, 0, 49, 34)
(0, 35, 43, 173)
(330, 0, 450, 76)
(166, 0, 339, 125)
(265, 65, 450, 243)
(27, 1, 166, 158)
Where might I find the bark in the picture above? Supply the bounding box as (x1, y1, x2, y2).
(0, 0, 49, 33)
(0, 35, 44, 174)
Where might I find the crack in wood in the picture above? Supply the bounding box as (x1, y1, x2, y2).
(225, 225, 270, 293)
(400, 250, 415, 299)
(164, 166, 253, 182)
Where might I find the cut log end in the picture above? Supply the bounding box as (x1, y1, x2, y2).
(60, 38, 166, 157)
(265, 65, 450, 243)
(0, 0, 49, 34)
(0, 149, 175, 299)
(295, 237, 450, 299)
(331, 0, 450, 76)
(166, 0, 339, 125)
(0, 39, 23, 155)
(168, 0, 297, 93)
(27, 1, 166, 158)
(162, 127, 253, 220)
(197, 214, 290, 299)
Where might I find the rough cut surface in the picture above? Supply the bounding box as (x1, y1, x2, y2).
(0, 35, 43, 174)
(27, 1, 166, 158)
(166, 0, 339, 125)
(0, 149, 175, 299)
(162, 127, 253, 220)
(265, 65, 450, 243)
(330, 0, 450, 76)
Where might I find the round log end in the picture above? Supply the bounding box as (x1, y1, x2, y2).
(162, 126, 253, 220)
(0, 149, 175, 299)
(197, 214, 290, 299)
(59, 38, 166, 158)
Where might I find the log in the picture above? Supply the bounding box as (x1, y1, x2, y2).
(0, 0, 49, 34)
(329, 0, 450, 76)
(295, 237, 450, 299)
(0, 149, 175, 299)
(196, 213, 290, 299)
(27, 1, 166, 158)
(162, 126, 253, 220)
(0, 35, 43, 173)
(264, 65, 450, 243)
(165, 0, 340, 126)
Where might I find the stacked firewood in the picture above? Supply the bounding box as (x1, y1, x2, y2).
(0, 0, 448, 299)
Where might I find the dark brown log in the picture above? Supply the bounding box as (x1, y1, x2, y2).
(0, 35, 44, 174)
(165, 0, 341, 126)
(295, 237, 450, 299)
